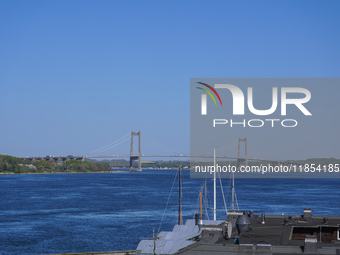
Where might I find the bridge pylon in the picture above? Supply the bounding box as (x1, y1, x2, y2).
(129, 131, 142, 172)
(237, 138, 248, 168)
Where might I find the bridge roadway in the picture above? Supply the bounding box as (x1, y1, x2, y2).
(86, 154, 261, 161)
(85, 155, 302, 165)
(21, 155, 302, 165)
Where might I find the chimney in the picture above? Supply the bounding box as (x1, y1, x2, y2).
(304, 208, 312, 218)
(304, 235, 317, 254)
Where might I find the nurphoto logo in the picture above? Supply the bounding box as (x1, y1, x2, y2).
(196, 81, 312, 128)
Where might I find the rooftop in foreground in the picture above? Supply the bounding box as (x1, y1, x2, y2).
(137, 208, 340, 255)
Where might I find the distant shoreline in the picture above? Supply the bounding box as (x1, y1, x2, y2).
(0, 171, 116, 175)
(0, 168, 191, 175)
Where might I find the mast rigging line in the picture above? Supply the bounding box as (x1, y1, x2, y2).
(194, 180, 210, 221)
(204, 179, 210, 220)
(217, 170, 228, 216)
(235, 191, 240, 211)
(181, 176, 196, 219)
(193, 190, 201, 220)
(157, 170, 179, 235)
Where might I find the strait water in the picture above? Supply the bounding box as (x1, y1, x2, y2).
(0, 170, 339, 254)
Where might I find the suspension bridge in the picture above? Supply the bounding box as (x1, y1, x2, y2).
(20, 131, 302, 171)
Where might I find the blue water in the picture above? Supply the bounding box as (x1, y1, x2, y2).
(0, 170, 339, 254)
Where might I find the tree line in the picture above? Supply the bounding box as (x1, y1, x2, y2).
(0, 155, 110, 174)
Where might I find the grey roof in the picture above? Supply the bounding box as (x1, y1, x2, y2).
(176, 210, 340, 255)
(137, 209, 340, 255)
(136, 219, 224, 255)
(136, 239, 195, 255)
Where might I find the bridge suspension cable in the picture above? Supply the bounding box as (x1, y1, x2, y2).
(88, 132, 131, 155)
(215, 139, 238, 154)
(95, 136, 131, 154)
(143, 133, 185, 155)
(194, 139, 238, 157)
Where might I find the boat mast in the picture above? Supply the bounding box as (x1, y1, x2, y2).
(204, 179, 208, 220)
(231, 171, 235, 211)
(178, 165, 182, 225)
(213, 148, 216, 221)
(153, 227, 156, 255)
(200, 191, 202, 220)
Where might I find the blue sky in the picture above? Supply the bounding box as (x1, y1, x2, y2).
(1, 0, 339, 159)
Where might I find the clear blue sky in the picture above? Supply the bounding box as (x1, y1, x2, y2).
(1, 0, 339, 158)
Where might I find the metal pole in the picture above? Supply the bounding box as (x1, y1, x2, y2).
(213, 148, 216, 221)
(204, 179, 207, 220)
(245, 137, 248, 166)
(232, 171, 235, 211)
(200, 191, 202, 220)
(178, 165, 182, 225)
(138, 131, 141, 171)
(153, 227, 156, 255)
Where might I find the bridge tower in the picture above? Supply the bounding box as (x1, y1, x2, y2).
(129, 131, 142, 172)
(237, 138, 248, 168)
